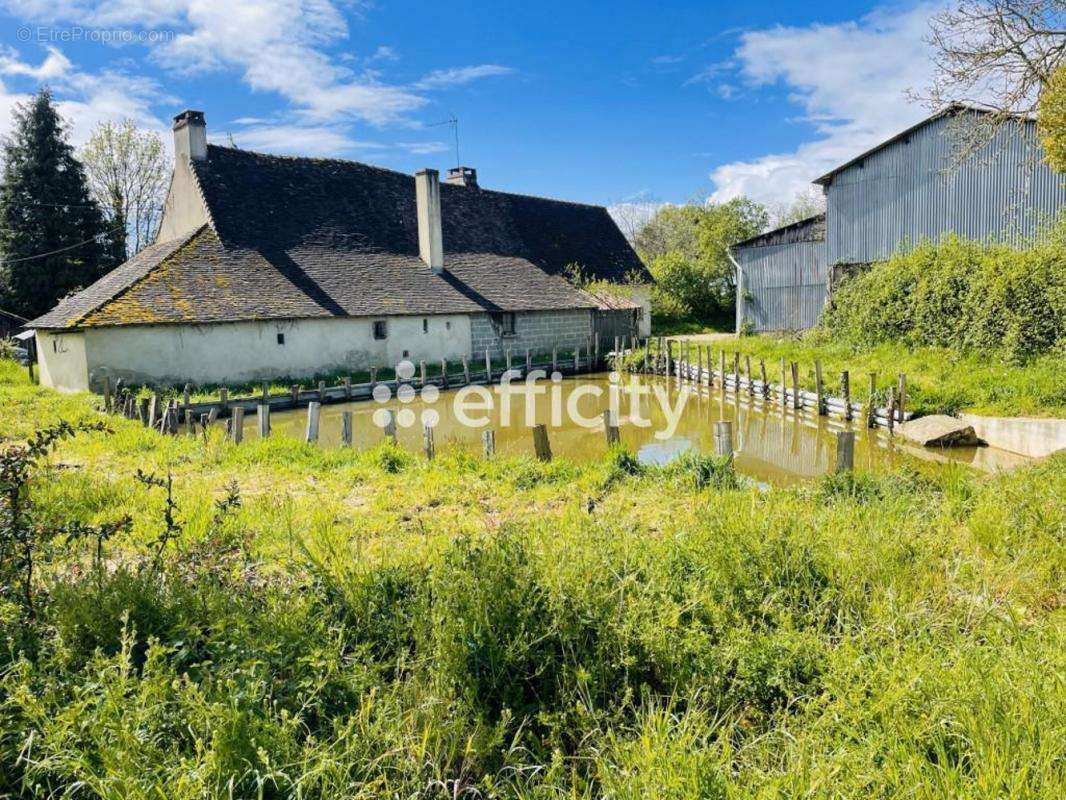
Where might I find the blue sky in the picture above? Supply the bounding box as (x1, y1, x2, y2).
(0, 1, 942, 217)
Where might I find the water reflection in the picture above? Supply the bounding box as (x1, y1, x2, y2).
(254, 373, 1029, 484)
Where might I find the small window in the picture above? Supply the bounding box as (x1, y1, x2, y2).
(501, 313, 516, 335)
(373, 320, 387, 340)
(276, 333, 285, 345)
(422, 318, 429, 333)
(445, 321, 451, 330)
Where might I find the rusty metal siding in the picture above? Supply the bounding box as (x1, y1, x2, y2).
(826, 114, 1066, 265)
(735, 236, 828, 332)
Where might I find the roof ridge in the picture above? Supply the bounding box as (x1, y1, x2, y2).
(70, 225, 209, 327)
(204, 143, 613, 211)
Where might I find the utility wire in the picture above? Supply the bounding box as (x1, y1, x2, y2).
(0, 223, 126, 265)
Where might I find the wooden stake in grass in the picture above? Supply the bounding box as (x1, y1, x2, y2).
(760, 360, 769, 399)
(383, 409, 397, 443)
(719, 350, 726, 389)
(343, 376, 352, 399)
(341, 411, 353, 446)
(552, 347, 559, 374)
(461, 357, 470, 384)
(220, 388, 229, 409)
(574, 346, 580, 373)
(897, 373, 907, 422)
(532, 424, 552, 462)
(505, 350, 512, 375)
(318, 381, 326, 402)
(835, 431, 855, 473)
(867, 372, 877, 429)
(138, 398, 149, 426)
(257, 403, 271, 438)
(482, 429, 496, 457)
(732, 352, 740, 394)
(102, 377, 111, 412)
(485, 350, 493, 382)
(305, 402, 320, 443)
(887, 388, 897, 434)
(790, 362, 801, 410)
(441, 359, 449, 389)
(814, 360, 825, 415)
(419, 361, 427, 386)
(602, 410, 620, 446)
(290, 384, 300, 408)
(148, 394, 160, 428)
(714, 420, 734, 460)
(840, 371, 852, 421)
(525, 349, 531, 375)
(423, 422, 435, 460)
(231, 406, 245, 444)
(745, 355, 754, 396)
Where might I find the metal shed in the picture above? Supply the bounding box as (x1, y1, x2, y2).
(732, 215, 828, 333)
(814, 106, 1066, 268)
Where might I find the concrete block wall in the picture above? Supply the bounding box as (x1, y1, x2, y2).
(470, 310, 593, 359)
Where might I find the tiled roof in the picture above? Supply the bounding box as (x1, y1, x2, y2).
(31, 145, 647, 328)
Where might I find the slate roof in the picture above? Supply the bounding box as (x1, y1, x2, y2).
(31, 145, 648, 329)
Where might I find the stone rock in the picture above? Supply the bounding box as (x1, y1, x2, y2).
(898, 415, 982, 447)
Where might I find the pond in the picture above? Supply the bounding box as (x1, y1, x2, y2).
(252, 372, 1028, 484)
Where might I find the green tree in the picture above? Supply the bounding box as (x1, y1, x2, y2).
(638, 198, 768, 321)
(1039, 64, 1066, 172)
(81, 119, 170, 261)
(0, 90, 112, 320)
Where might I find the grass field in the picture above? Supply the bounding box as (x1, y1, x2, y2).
(665, 335, 1066, 418)
(1, 359, 1064, 798)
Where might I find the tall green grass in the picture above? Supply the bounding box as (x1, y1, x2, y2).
(1, 360, 1063, 798)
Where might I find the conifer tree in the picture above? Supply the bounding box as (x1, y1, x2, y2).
(0, 89, 112, 319)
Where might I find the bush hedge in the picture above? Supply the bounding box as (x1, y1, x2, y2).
(817, 221, 1066, 360)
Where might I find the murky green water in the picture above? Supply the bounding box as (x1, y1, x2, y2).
(254, 373, 1028, 484)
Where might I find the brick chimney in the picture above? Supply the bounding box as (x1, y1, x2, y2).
(445, 166, 478, 188)
(173, 110, 206, 161)
(415, 168, 444, 273)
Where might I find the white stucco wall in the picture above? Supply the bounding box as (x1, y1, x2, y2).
(36, 315, 472, 390)
(155, 160, 211, 242)
(36, 330, 90, 392)
(630, 285, 653, 337)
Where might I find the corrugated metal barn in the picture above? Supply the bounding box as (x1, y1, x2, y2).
(733, 215, 827, 333)
(733, 105, 1066, 333)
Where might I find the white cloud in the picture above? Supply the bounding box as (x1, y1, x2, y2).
(707, 2, 941, 205)
(413, 64, 514, 90)
(227, 123, 388, 156)
(397, 141, 450, 155)
(0, 46, 72, 80)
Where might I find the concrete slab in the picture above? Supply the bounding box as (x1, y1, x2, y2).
(898, 415, 982, 447)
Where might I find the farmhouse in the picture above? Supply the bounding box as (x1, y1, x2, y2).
(30, 110, 651, 391)
(733, 105, 1066, 333)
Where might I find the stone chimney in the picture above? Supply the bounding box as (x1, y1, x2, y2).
(415, 168, 444, 273)
(445, 166, 478, 188)
(173, 110, 207, 161)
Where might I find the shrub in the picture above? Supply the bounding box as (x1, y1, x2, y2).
(818, 224, 1066, 360)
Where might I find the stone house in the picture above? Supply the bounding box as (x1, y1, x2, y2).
(30, 110, 651, 391)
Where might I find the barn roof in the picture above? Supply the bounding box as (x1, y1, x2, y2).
(31, 144, 648, 329)
(812, 104, 1034, 187)
(732, 214, 826, 250)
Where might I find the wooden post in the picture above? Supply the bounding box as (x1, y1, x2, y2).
(200, 413, 210, 430)
(532, 424, 552, 462)
(383, 409, 397, 443)
(760, 360, 769, 399)
(102, 377, 111, 412)
(207, 407, 219, 425)
(370, 368, 378, 389)
(482, 429, 496, 457)
(343, 376, 352, 399)
(732, 352, 740, 394)
(318, 380, 326, 402)
(257, 403, 271, 438)
(552, 347, 558, 374)
(148, 394, 160, 428)
(790, 362, 801, 410)
(525, 349, 531, 375)
(814, 360, 826, 415)
(614, 336, 620, 360)
(602, 410, 620, 446)
(219, 388, 229, 409)
(867, 373, 877, 429)
(714, 420, 734, 459)
(461, 357, 470, 384)
(574, 346, 580, 373)
(305, 402, 321, 443)
(183, 383, 192, 409)
(341, 411, 353, 446)
(505, 350, 512, 374)
(261, 382, 270, 404)
(841, 371, 852, 421)
(485, 350, 493, 382)
(423, 423, 436, 460)
(184, 408, 194, 436)
(419, 360, 427, 386)
(594, 334, 600, 366)
(441, 359, 449, 389)
(166, 403, 179, 435)
(291, 384, 300, 408)
(719, 350, 726, 389)
(231, 406, 245, 443)
(835, 431, 855, 473)
(780, 358, 787, 405)
(897, 373, 907, 422)
(887, 388, 897, 434)
(138, 397, 149, 426)
(642, 344, 649, 373)
(745, 356, 754, 396)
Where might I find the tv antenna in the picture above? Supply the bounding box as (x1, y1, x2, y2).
(429, 114, 460, 167)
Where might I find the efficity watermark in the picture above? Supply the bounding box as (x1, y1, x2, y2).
(18, 26, 176, 44)
(370, 361, 692, 440)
